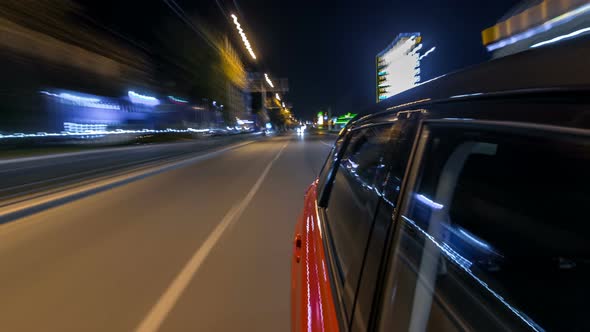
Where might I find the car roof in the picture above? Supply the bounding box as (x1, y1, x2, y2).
(352, 34, 590, 127)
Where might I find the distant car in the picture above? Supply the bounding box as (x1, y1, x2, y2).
(291, 36, 590, 331)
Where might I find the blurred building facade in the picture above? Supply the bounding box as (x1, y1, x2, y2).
(219, 36, 250, 124)
(0, 1, 241, 133)
(246, 72, 289, 127)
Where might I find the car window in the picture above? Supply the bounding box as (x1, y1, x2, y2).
(378, 124, 590, 332)
(325, 124, 395, 318)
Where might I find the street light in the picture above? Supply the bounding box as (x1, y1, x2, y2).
(230, 14, 257, 60)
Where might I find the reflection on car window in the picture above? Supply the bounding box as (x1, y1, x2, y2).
(339, 126, 391, 190)
(379, 125, 590, 332)
(325, 125, 394, 317)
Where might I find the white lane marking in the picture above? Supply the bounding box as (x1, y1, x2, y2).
(320, 140, 333, 147)
(0, 141, 255, 236)
(134, 142, 289, 332)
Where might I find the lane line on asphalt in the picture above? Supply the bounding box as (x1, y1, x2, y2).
(134, 141, 289, 332)
(0, 140, 256, 234)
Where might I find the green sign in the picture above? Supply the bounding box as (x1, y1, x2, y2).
(334, 113, 357, 125)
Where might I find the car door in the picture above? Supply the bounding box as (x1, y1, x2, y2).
(376, 120, 590, 332)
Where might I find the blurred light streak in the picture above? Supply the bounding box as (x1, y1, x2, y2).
(531, 26, 590, 48)
(419, 46, 436, 60)
(236, 117, 254, 124)
(275, 93, 281, 101)
(59, 93, 100, 103)
(487, 2, 590, 51)
(230, 14, 257, 60)
(401, 215, 543, 332)
(450, 92, 484, 99)
(128, 91, 160, 106)
(415, 194, 444, 209)
(168, 95, 188, 104)
(0, 127, 211, 139)
(40, 91, 120, 110)
(64, 122, 108, 134)
(264, 73, 275, 88)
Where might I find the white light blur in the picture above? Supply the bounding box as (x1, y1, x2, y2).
(415, 194, 444, 210)
(457, 228, 491, 250)
(378, 34, 421, 100)
(231, 14, 257, 60)
(317, 113, 324, 125)
(450, 92, 484, 99)
(0, 125, 211, 139)
(40, 91, 120, 110)
(531, 26, 590, 48)
(168, 95, 188, 103)
(282, 102, 285, 108)
(59, 93, 100, 103)
(64, 122, 108, 134)
(264, 73, 274, 88)
(419, 46, 436, 60)
(275, 93, 281, 101)
(236, 117, 254, 125)
(128, 91, 159, 106)
(487, 2, 590, 52)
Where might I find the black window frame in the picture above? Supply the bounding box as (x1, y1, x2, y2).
(317, 129, 352, 208)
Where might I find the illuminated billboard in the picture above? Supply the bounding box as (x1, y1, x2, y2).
(376, 33, 422, 102)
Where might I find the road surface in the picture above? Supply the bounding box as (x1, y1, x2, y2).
(0, 134, 259, 201)
(0, 133, 335, 332)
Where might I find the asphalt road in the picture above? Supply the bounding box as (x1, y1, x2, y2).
(0, 134, 260, 201)
(0, 133, 335, 332)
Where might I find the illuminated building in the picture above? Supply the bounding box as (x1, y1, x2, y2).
(317, 112, 324, 126)
(376, 33, 422, 102)
(482, 0, 590, 58)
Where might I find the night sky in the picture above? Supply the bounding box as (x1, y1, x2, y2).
(79, 0, 521, 119)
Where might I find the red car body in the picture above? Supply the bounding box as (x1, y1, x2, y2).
(291, 180, 339, 332)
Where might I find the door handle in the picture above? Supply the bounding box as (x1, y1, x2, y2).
(294, 234, 302, 263)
